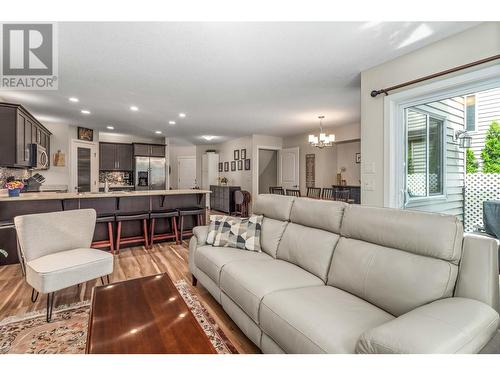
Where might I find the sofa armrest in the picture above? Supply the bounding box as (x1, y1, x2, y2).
(188, 226, 209, 275)
(356, 298, 499, 354)
(193, 225, 209, 246)
(455, 233, 499, 312)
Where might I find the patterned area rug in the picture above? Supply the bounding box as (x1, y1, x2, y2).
(0, 280, 238, 354)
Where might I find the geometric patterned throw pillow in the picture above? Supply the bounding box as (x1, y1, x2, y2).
(206, 215, 228, 245)
(213, 215, 263, 252)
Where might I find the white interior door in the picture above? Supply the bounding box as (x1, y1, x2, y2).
(70, 140, 98, 193)
(279, 147, 300, 190)
(178, 156, 197, 189)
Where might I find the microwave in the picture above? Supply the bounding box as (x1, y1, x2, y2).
(30, 144, 49, 170)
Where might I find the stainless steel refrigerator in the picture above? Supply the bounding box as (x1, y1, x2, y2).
(134, 157, 166, 190)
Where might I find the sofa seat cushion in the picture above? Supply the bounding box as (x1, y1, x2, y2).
(195, 245, 272, 284)
(26, 248, 114, 294)
(260, 285, 394, 353)
(220, 260, 324, 323)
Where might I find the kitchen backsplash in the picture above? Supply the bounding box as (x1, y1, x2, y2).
(0, 168, 30, 187)
(99, 171, 133, 185)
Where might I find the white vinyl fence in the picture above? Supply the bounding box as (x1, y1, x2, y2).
(464, 173, 500, 232)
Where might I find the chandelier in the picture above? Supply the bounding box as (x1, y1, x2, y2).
(308, 116, 335, 148)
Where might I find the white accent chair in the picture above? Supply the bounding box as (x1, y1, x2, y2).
(14, 209, 114, 322)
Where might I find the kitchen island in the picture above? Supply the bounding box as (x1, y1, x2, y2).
(0, 189, 210, 265)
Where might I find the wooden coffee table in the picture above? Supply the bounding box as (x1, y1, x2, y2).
(86, 273, 217, 354)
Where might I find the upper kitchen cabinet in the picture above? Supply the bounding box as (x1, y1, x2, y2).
(0, 102, 51, 168)
(99, 142, 133, 171)
(133, 143, 165, 157)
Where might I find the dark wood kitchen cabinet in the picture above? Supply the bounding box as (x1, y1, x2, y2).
(99, 142, 133, 171)
(133, 143, 165, 157)
(0, 102, 51, 168)
(210, 185, 241, 213)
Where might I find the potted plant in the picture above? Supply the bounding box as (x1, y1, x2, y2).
(218, 176, 228, 186)
(4, 180, 24, 197)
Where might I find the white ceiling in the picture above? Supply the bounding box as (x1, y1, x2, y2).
(1, 22, 478, 144)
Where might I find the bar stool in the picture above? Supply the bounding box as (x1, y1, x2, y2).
(91, 215, 115, 254)
(178, 207, 205, 242)
(150, 209, 180, 246)
(115, 212, 150, 253)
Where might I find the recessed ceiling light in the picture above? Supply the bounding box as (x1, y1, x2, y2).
(155, 130, 162, 134)
(202, 135, 215, 141)
(81, 110, 91, 115)
(69, 97, 79, 103)
(106, 126, 114, 130)
(130, 106, 139, 111)
(178, 113, 186, 118)
(168, 121, 176, 125)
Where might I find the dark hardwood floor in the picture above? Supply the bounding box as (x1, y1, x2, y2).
(0, 241, 260, 354)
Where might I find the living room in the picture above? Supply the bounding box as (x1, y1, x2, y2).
(0, 1, 499, 373)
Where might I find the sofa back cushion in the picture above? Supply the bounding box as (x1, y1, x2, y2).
(290, 198, 346, 233)
(277, 223, 339, 282)
(260, 217, 288, 258)
(253, 194, 295, 221)
(328, 205, 464, 316)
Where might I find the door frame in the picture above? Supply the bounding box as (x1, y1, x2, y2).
(70, 139, 98, 193)
(177, 155, 196, 189)
(383, 65, 500, 208)
(256, 146, 280, 194)
(278, 146, 300, 190)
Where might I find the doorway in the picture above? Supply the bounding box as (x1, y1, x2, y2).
(177, 156, 196, 189)
(279, 147, 300, 191)
(70, 139, 98, 193)
(258, 149, 278, 194)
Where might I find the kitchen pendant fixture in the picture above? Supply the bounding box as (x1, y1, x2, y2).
(308, 116, 335, 148)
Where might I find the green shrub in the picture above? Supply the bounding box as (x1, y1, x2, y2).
(481, 121, 500, 173)
(466, 148, 478, 173)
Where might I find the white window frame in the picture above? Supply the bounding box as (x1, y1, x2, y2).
(404, 108, 447, 205)
(383, 65, 500, 208)
(464, 94, 478, 132)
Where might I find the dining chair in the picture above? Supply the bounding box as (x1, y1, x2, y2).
(306, 187, 321, 199)
(322, 187, 335, 200)
(334, 189, 350, 202)
(269, 186, 285, 195)
(285, 189, 301, 197)
(14, 209, 114, 322)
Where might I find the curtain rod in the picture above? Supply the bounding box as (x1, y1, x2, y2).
(370, 54, 500, 98)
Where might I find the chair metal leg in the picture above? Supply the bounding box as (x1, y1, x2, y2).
(106, 274, 110, 284)
(116, 221, 122, 254)
(108, 222, 115, 254)
(179, 216, 184, 242)
(31, 288, 39, 303)
(143, 219, 149, 249)
(46, 292, 54, 322)
(150, 218, 156, 247)
(172, 216, 179, 244)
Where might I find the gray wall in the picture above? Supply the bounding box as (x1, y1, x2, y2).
(258, 149, 278, 194)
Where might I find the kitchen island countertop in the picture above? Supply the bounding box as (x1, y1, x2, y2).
(0, 189, 211, 202)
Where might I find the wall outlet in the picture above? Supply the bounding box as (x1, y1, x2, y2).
(363, 180, 375, 191)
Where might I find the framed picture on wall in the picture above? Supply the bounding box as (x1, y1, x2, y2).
(218, 162, 223, 172)
(355, 153, 361, 164)
(244, 158, 251, 170)
(224, 162, 229, 172)
(241, 149, 246, 159)
(234, 149, 239, 160)
(77, 127, 94, 141)
(238, 160, 243, 170)
(231, 161, 236, 171)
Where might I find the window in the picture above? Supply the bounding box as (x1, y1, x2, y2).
(405, 108, 445, 200)
(465, 94, 476, 131)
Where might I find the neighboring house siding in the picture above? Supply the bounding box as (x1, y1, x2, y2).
(406, 96, 465, 220)
(470, 88, 500, 167)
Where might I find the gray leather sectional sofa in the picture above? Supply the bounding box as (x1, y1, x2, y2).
(189, 194, 500, 353)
